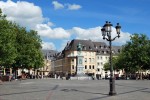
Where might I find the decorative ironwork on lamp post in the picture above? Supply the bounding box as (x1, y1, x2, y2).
(101, 21, 121, 96)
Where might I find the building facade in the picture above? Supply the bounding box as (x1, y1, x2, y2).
(51, 39, 122, 78)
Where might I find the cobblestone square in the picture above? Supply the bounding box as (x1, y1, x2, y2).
(0, 79, 150, 100)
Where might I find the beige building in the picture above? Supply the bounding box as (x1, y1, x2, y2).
(39, 50, 57, 78)
(51, 40, 102, 77)
(51, 39, 123, 78)
(93, 42, 122, 79)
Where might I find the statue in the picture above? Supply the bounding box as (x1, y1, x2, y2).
(77, 43, 82, 55)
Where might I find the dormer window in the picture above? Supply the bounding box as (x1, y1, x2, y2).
(97, 50, 99, 53)
(100, 46, 103, 49)
(118, 49, 120, 53)
(84, 47, 86, 50)
(83, 46, 85, 50)
(104, 45, 106, 48)
(94, 45, 97, 49)
(99, 45, 103, 49)
(89, 46, 92, 50)
(112, 50, 115, 53)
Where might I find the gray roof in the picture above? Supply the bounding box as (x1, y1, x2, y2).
(42, 49, 58, 60)
(112, 46, 122, 54)
(64, 39, 96, 51)
(63, 39, 121, 55)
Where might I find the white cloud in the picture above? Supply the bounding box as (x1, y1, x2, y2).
(35, 23, 70, 39)
(0, 0, 43, 28)
(0, 0, 130, 50)
(71, 26, 130, 45)
(42, 42, 56, 50)
(111, 27, 131, 45)
(71, 27, 103, 41)
(67, 4, 82, 10)
(52, 1, 81, 10)
(52, 1, 64, 10)
(59, 40, 71, 51)
(47, 22, 54, 27)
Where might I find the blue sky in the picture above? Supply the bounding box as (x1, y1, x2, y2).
(0, 0, 150, 51)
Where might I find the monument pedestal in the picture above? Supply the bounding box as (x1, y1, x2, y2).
(71, 65, 91, 80)
(71, 43, 91, 80)
(70, 73, 92, 80)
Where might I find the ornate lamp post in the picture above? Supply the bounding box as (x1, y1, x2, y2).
(101, 21, 121, 96)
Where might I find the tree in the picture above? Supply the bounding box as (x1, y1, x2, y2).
(116, 33, 150, 79)
(13, 26, 44, 70)
(0, 10, 17, 66)
(0, 9, 44, 76)
(104, 57, 118, 71)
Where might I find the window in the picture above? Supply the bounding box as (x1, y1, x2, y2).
(92, 65, 94, 69)
(112, 50, 114, 54)
(85, 52, 87, 56)
(79, 59, 82, 64)
(97, 68, 100, 71)
(104, 45, 106, 48)
(107, 51, 109, 54)
(72, 65, 74, 69)
(92, 52, 94, 56)
(89, 58, 91, 63)
(89, 65, 91, 69)
(92, 58, 94, 63)
(85, 65, 87, 69)
(97, 62, 100, 66)
(85, 58, 87, 63)
(72, 59, 74, 62)
(118, 49, 120, 53)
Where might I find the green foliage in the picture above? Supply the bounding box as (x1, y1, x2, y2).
(104, 57, 118, 71)
(116, 33, 150, 73)
(0, 16, 17, 65)
(0, 9, 44, 69)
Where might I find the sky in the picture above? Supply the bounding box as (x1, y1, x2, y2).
(0, 0, 150, 51)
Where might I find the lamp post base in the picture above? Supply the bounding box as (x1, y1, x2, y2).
(109, 91, 117, 96)
(109, 77, 117, 96)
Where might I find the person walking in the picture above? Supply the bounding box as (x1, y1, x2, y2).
(0, 78, 3, 84)
(9, 74, 12, 82)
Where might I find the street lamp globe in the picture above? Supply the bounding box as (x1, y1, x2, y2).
(104, 21, 112, 32)
(101, 27, 106, 39)
(115, 23, 121, 37)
